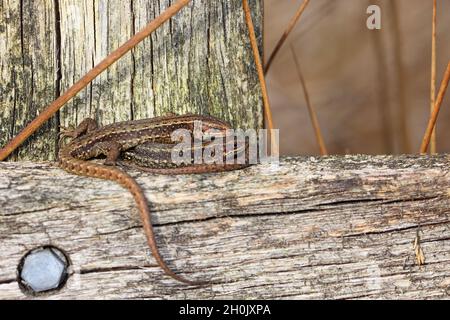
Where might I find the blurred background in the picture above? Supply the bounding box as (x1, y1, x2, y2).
(264, 0, 450, 155)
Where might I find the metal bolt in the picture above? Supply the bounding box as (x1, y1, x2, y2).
(18, 246, 69, 295)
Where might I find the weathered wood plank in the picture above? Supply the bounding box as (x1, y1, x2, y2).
(0, 0, 263, 161)
(59, 0, 135, 126)
(0, 155, 448, 299)
(141, 0, 264, 129)
(0, 0, 58, 161)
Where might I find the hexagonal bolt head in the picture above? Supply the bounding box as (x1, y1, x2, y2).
(18, 247, 69, 295)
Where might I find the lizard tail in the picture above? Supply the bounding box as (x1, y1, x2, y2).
(58, 151, 208, 286)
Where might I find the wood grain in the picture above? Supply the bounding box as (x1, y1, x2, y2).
(0, 0, 263, 161)
(0, 0, 58, 161)
(0, 155, 448, 299)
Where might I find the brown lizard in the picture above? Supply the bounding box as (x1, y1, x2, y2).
(58, 114, 249, 285)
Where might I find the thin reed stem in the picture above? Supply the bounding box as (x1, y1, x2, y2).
(389, 1, 411, 153)
(430, 0, 437, 154)
(291, 46, 328, 155)
(420, 61, 450, 154)
(242, 0, 278, 155)
(264, 0, 310, 75)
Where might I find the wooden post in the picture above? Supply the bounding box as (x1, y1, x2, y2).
(0, 0, 263, 161)
(0, 155, 449, 299)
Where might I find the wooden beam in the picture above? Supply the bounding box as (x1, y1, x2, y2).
(0, 155, 449, 299)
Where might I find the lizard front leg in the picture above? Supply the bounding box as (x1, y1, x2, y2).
(59, 118, 99, 148)
(87, 141, 123, 166)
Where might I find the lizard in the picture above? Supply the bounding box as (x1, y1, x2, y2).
(58, 114, 249, 286)
(120, 139, 249, 174)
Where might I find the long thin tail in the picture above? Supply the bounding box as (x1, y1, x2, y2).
(115, 169, 208, 286)
(59, 152, 207, 286)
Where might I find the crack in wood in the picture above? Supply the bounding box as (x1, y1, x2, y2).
(129, 0, 136, 120)
(0, 278, 16, 285)
(79, 264, 155, 275)
(1, 206, 60, 217)
(153, 207, 325, 227)
(342, 220, 449, 239)
(53, 0, 62, 157)
(151, 195, 443, 227)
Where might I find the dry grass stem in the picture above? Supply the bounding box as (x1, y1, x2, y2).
(264, 0, 310, 75)
(414, 231, 425, 266)
(389, 1, 411, 153)
(430, 0, 437, 154)
(291, 46, 328, 155)
(420, 61, 450, 153)
(242, 0, 278, 155)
